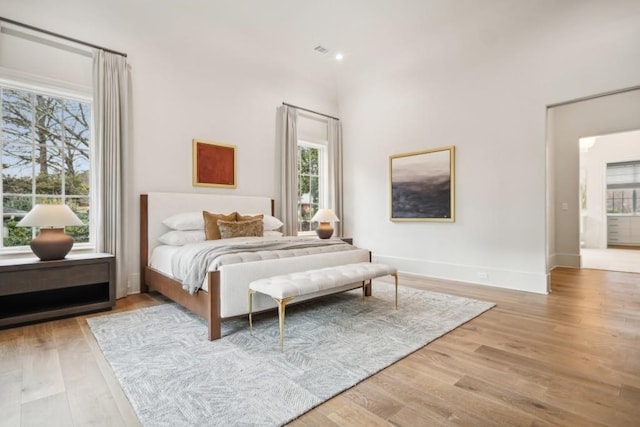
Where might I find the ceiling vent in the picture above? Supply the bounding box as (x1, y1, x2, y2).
(314, 45, 329, 54)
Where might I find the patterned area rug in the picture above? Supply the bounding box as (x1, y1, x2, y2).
(87, 283, 495, 426)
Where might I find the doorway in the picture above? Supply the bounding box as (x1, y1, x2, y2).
(547, 87, 640, 278)
(578, 130, 640, 273)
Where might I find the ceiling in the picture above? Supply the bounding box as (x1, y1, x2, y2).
(3, 0, 639, 89)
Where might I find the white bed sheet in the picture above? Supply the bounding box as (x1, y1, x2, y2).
(149, 245, 180, 278)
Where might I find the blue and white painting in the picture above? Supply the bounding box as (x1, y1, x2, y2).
(390, 146, 455, 221)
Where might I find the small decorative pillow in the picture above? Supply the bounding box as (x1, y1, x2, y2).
(158, 230, 206, 246)
(237, 213, 264, 222)
(203, 211, 238, 240)
(162, 211, 204, 230)
(237, 213, 283, 231)
(217, 219, 264, 239)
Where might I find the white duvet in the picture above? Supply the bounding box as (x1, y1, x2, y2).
(166, 236, 355, 293)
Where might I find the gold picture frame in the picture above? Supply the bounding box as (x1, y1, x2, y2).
(192, 139, 237, 188)
(389, 145, 455, 222)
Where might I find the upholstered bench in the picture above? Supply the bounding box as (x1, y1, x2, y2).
(248, 262, 398, 350)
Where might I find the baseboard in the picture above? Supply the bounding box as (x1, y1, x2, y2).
(372, 254, 549, 295)
(551, 252, 581, 269)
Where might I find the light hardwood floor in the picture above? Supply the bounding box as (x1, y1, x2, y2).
(1, 268, 639, 426)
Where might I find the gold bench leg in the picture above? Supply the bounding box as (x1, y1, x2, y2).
(274, 296, 295, 352)
(248, 289, 256, 331)
(392, 272, 398, 309)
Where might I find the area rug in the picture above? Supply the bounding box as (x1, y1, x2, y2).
(87, 283, 495, 426)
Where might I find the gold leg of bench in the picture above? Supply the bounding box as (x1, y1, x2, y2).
(248, 289, 256, 331)
(274, 296, 295, 352)
(392, 272, 398, 309)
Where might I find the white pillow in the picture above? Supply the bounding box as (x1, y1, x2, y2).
(158, 230, 206, 246)
(162, 212, 204, 231)
(163, 211, 283, 231)
(239, 214, 283, 231)
(263, 230, 283, 237)
(263, 215, 284, 231)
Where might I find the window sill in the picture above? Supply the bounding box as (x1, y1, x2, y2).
(0, 245, 96, 261)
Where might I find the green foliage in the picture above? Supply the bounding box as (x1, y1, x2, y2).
(297, 146, 320, 225)
(2, 212, 89, 247)
(3, 217, 32, 247)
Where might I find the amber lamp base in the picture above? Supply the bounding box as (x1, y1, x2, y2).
(30, 228, 74, 261)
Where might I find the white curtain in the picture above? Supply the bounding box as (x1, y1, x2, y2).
(327, 118, 343, 236)
(93, 49, 128, 298)
(277, 105, 299, 236)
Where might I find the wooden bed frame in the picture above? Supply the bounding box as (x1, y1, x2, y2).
(140, 192, 371, 341)
(140, 193, 274, 340)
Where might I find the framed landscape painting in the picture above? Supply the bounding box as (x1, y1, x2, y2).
(389, 145, 455, 222)
(192, 139, 236, 188)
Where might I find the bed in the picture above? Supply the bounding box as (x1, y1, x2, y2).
(140, 192, 371, 340)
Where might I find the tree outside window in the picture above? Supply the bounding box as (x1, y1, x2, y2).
(1, 86, 91, 249)
(297, 141, 325, 233)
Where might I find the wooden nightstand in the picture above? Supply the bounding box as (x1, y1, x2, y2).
(0, 253, 115, 328)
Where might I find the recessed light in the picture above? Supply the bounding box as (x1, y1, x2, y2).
(335, 53, 344, 61)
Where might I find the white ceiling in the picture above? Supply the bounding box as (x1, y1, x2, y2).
(3, 0, 640, 89)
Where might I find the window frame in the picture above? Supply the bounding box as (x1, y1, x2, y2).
(0, 71, 95, 255)
(606, 160, 640, 216)
(296, 138, 328, 236)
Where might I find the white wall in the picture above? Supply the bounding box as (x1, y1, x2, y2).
(4, 0, 640, 296)
(1, 1, 339, 294)
(338, 2, 640, 294)
(0, 29, 92, 88)
(550, 90, 640, 268)
(580, 131, 640, 249)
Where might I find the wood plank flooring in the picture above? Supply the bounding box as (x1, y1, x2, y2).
(1, 267, 639, 426)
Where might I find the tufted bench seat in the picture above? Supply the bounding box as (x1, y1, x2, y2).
(248, 262, 398, 350)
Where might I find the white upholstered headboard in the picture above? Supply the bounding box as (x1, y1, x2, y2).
(143, 192, 272, 261)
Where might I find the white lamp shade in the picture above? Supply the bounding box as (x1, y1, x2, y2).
(16, 204, 84, 228)
(311, 208, 340, 222)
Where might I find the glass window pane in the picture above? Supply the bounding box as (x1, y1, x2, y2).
(310, 176, 319, 204)
(35, 146, 63, 195)
(65, 149, 90, 195)
(2, 148, 33, 195)
(309, 148, 319, 175)
(2, 89, 33, 146)
(299, 175, 310, 206)
(63, 100, 90, 151)
(299, 146, 311, 174)
(2, 196, 33, 247)
(607, 189, 633, 214)
(34, 95, 62, 147)
(66, 198, 89, 243)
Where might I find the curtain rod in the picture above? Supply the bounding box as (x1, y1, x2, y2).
(282, 102, 339, 121)
(0, 16, 127, 58)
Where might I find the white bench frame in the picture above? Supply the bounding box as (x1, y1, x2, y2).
(248, 262, 398, 350)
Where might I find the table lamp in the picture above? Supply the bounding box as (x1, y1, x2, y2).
(17, 204, 84, 261)
(311, 208, 340, 239)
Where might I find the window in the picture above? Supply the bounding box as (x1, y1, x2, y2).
(1, 84, 92, 251)
(606, 161, 640, 215)
(297, 140, 327, 233)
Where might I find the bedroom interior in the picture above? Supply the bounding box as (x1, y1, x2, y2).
(1, 0, 640, 426)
